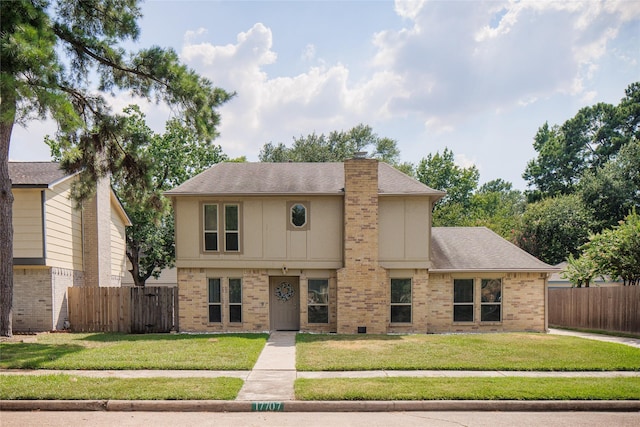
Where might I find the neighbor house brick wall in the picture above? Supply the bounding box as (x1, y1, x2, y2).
(13, 267, 83, 332)
(13, 268, 52, 332)
(82, 176, 112, 287)
(337, 158, 389, 334)
(427, 272, 547, 333)
(51, 267, 83, 330)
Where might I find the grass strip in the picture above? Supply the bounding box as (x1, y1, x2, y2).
(296, 333, 640, 371)
(295, 377, 640, 401)
(0, 333, 268, 370)
(0, 374, 243, 400)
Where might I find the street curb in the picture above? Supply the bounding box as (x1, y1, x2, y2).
(2, 400, 639, 412)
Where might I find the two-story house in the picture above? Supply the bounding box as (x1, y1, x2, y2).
(10, 162, 131, 332)
(166, 157, 554, 334)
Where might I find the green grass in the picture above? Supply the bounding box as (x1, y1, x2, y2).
(0, 333, 268, 370)
(296, 333, 640, 371)
(0, 374, 242, 400)
(295, 377, 640, 400)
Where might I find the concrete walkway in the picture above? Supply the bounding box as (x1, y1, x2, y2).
(236, 331, 296, 401)
(549, 328, 640, 348)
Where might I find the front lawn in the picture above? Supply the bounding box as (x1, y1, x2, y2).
(296, 333, 640, 371)
(0, 333, 268, 370)
(295, 377, 640, 400)
(0, 374, 242, 400)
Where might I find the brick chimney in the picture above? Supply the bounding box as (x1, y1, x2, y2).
(82, 175, 112, 287)
(336, 156, 389, 334)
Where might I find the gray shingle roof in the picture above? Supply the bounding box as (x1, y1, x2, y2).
(166, 161, 445, 197)
(431, 227, 556, 272)
(9, 162, 73, 187)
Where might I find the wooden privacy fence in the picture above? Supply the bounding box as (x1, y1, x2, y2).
(548, 286, 640, 334)
(67, 286, 178, 333)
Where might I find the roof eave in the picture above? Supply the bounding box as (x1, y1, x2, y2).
(164, 191, 345, 197)
(430, 268, 558, 273)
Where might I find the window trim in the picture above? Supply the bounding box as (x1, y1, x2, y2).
(201, 201, 243, 254)
(480, 278, 502, 323)
(208, 278, 222, 323)
(228, 278, 242, 323)
(287, 201, 311, 231)
(307, 278, 329, 324)
(390, 278, 412, 324)
(453, 278, 475, 323)
(223, 203, 241, 252)
(203, 204, 219, 252)
(452, 277, 504, 324)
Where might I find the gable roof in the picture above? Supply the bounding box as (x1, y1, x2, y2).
(431, 227, 556, 273)
(165, 161, 445, 197)
(9, 162, 76, 188)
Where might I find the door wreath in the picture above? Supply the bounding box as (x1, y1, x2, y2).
(275, 281, 295, 302)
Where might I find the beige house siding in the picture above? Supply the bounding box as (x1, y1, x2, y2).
(45, 178, 83, 270)
(110, 197, 128, 283)
(379, 197, 431, 268)
(174, 196, 343, 270)
(427, 272, 547, 333)
(13, 189, 44, 259)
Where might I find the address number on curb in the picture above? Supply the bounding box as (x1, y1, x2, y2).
(252, 402, 284, 412)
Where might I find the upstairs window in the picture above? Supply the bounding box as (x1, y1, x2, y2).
(203, 202, 241, 253)
(287, 201, 310, 231)
(203, 204, 218, 251)
(224, 204, 240, 252)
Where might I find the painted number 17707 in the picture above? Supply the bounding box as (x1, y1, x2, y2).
(251, 402, 284, 412)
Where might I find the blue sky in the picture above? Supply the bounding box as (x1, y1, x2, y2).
(9, 0, 640, 189)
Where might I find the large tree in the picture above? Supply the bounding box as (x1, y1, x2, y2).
(415, 148, 479, 226)
(578, 139, 640, 231)
(0, 0, 233, 336)
(513, 194, 595, 265)
(259, 124, 401, 164)
(523, 82, 640, 201)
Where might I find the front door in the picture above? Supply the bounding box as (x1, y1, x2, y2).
(269, 276, 300, 331)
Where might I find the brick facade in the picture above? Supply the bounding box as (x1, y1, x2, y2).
(174, 159, 549, 334)
(82, 176, 112, 287)
(427, 272, 547, 333)
(13, 267, 83, 332)
(337, 158, 389, 334)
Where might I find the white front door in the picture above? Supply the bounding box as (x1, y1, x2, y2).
(269, 276, 300, 331)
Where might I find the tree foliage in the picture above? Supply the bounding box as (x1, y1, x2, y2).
(0, 0, 232, 336)
(561, 253, 598, 288)
(580, 211, 640, 286)
(87, 106, 227, 286)
(416, 148, 479, 207)
(513, 194, 595, 265)
(577, 139, 640, 230)
(259, 124, 401, 164)
(523, 82, 639, 202)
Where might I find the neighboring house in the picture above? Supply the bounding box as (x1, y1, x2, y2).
(548, 262, 623, 288)
(10, 162, 131, 332)
(121, 266, 177, 287)
(166, 158, 555, 334)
